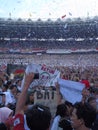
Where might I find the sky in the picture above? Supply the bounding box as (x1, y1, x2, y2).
(0, 0, 98, 20)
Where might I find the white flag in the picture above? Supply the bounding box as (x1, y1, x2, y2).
(58, 79, 85, 104)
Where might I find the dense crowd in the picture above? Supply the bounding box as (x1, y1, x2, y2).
(0, 18, 98, 130)
(0, 54, 98, 130)
(0, 18, 98, 53)
(0, 70, 98, 130)
(0, 53, 98, 66)
(1, 39, 98, 51)
(0, 18, 98, 39)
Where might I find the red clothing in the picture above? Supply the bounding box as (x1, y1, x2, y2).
(81, 79, 90, 89)
(5, 117, 14, 130)
(13, 114, 25, 130)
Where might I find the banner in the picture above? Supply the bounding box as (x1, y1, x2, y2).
(58, 79, 85, 104)
(34, 90, 57, 117)
(24, 64, 60, 88)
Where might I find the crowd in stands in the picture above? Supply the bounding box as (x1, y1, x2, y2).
(0, 18, 98, 39)
(0, 18, 98, 53)
(0, 53, 98, 66)
(0, 39, 98, 51)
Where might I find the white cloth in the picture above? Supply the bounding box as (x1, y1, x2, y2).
(17, 86, 22, 92)
(3, 91, 16, 105)
(51, 115, 61, 130)
(24, 115, 30, 130)
(58, 78, 85, 104)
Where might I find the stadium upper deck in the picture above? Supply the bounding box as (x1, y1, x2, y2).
(0, 17, 98, 51)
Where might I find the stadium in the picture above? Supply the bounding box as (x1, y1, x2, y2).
(0, 1, 98, 130)
(0, 17, 98, 66)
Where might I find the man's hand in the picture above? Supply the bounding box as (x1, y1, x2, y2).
(23, 72, 35, 88)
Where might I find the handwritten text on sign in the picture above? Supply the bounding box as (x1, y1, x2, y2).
(26, 64, 60, 87)
(34, 90, 57, 117)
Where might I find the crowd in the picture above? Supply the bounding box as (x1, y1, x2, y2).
(1, 39, 98, 51)
(0, 53, 98, 66)
(0, 18, 98, 40)
(0, 71, 98, 130)
(0, 53, 98, 87)
(1, 18, 98, 54)
(0, 17, 98, 130)
(0, 61, 98, 130)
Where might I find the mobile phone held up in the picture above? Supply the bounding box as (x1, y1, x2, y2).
(33, 73, 39, 79)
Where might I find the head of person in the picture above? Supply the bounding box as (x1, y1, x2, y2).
(64, 101, 73, 116)
(9, 84, 17, 96)
(56, 103, 68, 117)
(87, 96, 97, 111)
(71, 102, 96, 129)
(82, 88, 90, 98)
(6, 80, 12, 88)
(58, 102, 73, 130)
(16, 79, 22, 86)
(26, 91, 34, 105)
(0, 123, 7, 130)
(0, 92, 5, 106)
(2, 84, 8, 92)
(0, 107, 13, 123)
(59, 119, 73, 130)
(25, 104, 51, 130)
(15, 90, 21, 99)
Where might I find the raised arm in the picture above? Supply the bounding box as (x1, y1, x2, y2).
(15, 72, 34, 115)
(55, 82, 62, 105)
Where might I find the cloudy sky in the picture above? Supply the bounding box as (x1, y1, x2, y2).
(0, 0, 98, 20)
